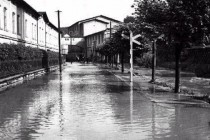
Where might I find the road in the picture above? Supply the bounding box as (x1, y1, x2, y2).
(0, 63, 210, 140)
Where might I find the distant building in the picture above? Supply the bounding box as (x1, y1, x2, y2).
(61, 15, 121, 61)
(0, 0, 59, 52)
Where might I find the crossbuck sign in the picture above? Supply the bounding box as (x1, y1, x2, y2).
(122, 31, 141, 82)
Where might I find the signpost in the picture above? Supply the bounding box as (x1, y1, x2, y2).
(122, 31, 141, 82)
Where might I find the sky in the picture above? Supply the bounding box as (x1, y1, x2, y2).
(24, 0, 135, 27)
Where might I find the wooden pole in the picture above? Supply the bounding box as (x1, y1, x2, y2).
(56, 10, 62, 73)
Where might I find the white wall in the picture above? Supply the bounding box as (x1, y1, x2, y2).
(0, 0, 59, 52)
(38, 17, 46, 49)
(0, 0, 19, 42)
(24, 12, 38, 47)
(83, 21, 107, 37)
(46, 25, 59, 52)
(96, 17, 119, 28)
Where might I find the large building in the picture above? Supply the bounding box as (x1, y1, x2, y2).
(0, 0, 59, 52)
(61, 15, 121, 61)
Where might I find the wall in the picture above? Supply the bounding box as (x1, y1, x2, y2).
(83, 21, 107, 37)
(46, 25, 58, 52)
(38, 17, 46, 50)
(86, 31, 105, 58)
(0, 0, 59, 52)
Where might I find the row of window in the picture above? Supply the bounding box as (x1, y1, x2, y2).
(0, 5, 22, 35)
(0, 5, 57, 42)
(87, 33, 104, 47)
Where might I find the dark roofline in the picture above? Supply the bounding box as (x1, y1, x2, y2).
(97, 15, 121, 23)
(84, 29, 106, 37)
(66, 15, 122, 29)
(81, 19, 109, 24)
(12, 0, 40, 19)
(48, 22, 61, 33)
(38, 12, 50, 23)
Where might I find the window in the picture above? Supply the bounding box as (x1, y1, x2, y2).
(17, 15, 20, 35)
(24, 19, 27, 37)
(34, 25, 37, 40)
(12, 12, 15, 33)
(102, 34, 104, 43)
(99, 34, 101, 44)
(0, 5, 1, 29)
(3, 7, 7, 31)
(32, 23, 33, 39)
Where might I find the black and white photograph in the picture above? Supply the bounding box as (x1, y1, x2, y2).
(0, 0, 210, 139)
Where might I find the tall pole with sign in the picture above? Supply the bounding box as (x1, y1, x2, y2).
(122, 31, 141, 82)
(130, 31, 134, 82)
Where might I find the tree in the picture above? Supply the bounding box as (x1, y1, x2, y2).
(133, 0, 210, 93)
(124, 16, 135, 24)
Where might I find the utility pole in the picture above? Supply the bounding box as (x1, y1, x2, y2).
(151, 40, 156, 82)
(56, 10, 62, 73)
(110, 21, 112, 66)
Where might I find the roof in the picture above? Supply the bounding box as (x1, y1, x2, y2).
(12, 0, 40, 19)
(81, 19, 109, 24)
(38, 12, 50, 23)
(48, 22, 60, 33)
(67, 15, 122, 28)
(64, 34, 70, 38)
(11, 0, 60, 33)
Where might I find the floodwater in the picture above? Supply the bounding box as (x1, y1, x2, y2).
(0, 63, 210, 140)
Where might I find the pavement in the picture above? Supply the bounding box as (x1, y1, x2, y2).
(97, 63, 210, 106)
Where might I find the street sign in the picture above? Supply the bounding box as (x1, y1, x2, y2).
(121, 33, 141, 45)
(132, 34, 141, 45)
(121, 34, 129, 40)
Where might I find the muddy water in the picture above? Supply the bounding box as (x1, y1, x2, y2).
(0, 63, 210, 140)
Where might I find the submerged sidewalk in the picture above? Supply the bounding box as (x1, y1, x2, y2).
(134, 66, 210, 96)
(97, 63, 210, 105)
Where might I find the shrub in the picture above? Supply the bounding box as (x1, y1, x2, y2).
(47, 50, 59, 66)
(136, 52, 152, 68)
(0, 43, 43, 79)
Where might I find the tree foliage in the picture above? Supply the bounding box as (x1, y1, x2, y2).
(133, 0, 210, 47)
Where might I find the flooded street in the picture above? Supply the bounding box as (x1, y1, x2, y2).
(0, 63, 210, 140)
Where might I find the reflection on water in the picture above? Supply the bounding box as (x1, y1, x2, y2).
(0, 63, 210, 140)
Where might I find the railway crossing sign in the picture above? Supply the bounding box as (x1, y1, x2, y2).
(122, 31, 141, 82)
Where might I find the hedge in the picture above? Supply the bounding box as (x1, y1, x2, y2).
(0, 43, 59, 79)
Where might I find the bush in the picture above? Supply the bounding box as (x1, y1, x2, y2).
(0, 43, 43, 61)
(136, 52, 152, 68)
(0, 43, 43, 79)
(47, 51, 59, 66)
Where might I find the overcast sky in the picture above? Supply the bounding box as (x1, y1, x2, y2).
(24, 0, 135, 27)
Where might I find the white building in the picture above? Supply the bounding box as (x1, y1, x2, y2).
(61, 15, 121, 60)
(0, 0, 59, 52)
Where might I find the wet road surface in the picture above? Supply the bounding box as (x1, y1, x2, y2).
(0, 63, 210, 140)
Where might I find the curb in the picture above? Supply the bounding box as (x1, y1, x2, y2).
(0, 65, 60, 92)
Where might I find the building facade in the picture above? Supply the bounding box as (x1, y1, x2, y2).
(61, 15, 121, 61)
(0, 0, 59, 52)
